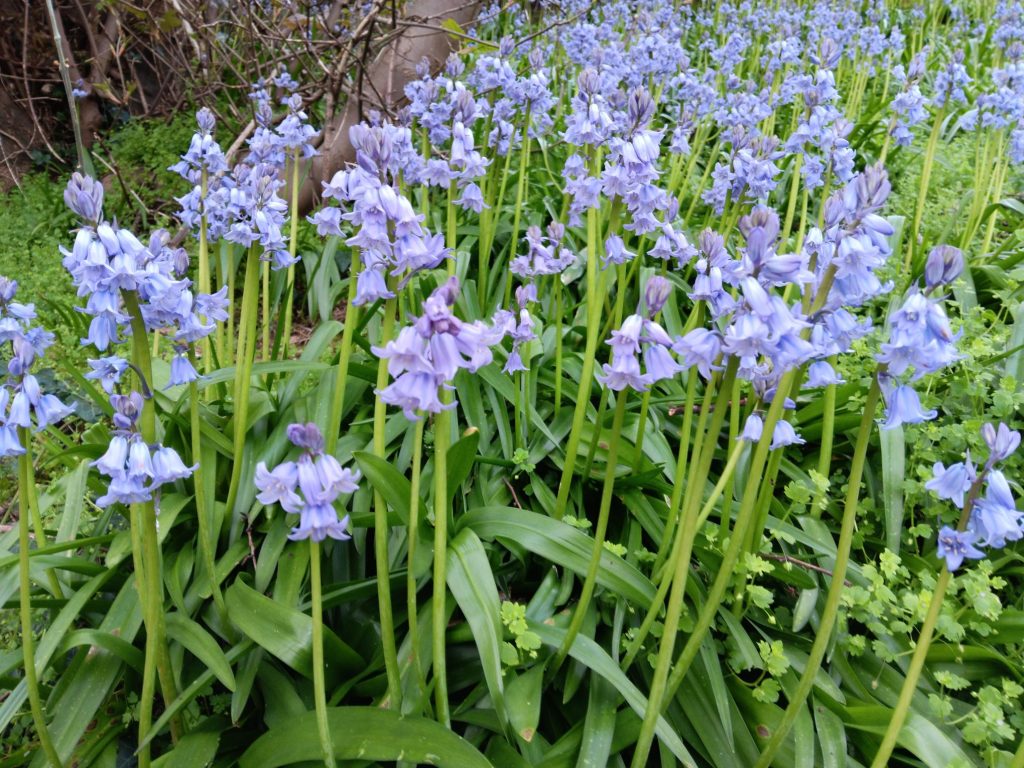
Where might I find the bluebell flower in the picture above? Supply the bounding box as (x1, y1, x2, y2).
(373, 278, 506, 419)
(982, 422, 1021, 465)
(924, 245, 965, 289)
(254, 423, 360, 542)
(805, 360, 844, 388)
(971, 470, 1023, 548)
(880, 383, 937, 430)
(926, 460, 976, 508)
(936, 526, 985, 572)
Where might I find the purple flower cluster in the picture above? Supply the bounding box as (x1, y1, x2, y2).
(597, 277, 682, 392)
(372, 278, 506, 419)
(313, 124, 448, 306)
(254, 423, 360, 542)
(930, 423, 1022, 571)
(0, 277, 73, 455)
(60, 174, 228, 361)
(91, 392, 195, 507)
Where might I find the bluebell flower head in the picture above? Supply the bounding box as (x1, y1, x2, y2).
(971, 470, 1023, 548)
(936, 526, 985, 572)
(880, 382, 937, 430)
(926, 460, 976, 508)
(982, 422, 1021, 465)
(924, 245, 965, 289)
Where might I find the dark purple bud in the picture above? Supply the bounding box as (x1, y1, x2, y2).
(982, 422, 1021, 464)
(196, 107, 216, 135)
(0, 276, 16, 303)
(287, 422, 325, 453)
(64, 173, 104, 223)
(445, 53, 465, 78)
(627, 87, 655, 130)
(499, 37, 515, 58)
(925, 245, 964, 288)
(577, 68, 600, 97)
(643, 276, 672, 316)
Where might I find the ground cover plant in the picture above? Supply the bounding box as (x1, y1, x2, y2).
(4, 0, 1024, 766)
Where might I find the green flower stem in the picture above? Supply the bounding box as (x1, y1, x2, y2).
(648, 368, 699, 577)
(504, 114, 532, 308)
(780, 153, 803, 246)
(661, 368, 797, 704)
(622, 359, 736, 671)
(631, 393, 745, 767)
(906, 107, 945, 272)
(372, 297, 403, 711)
(188, 354, 226, 620)
(217, 243, 231, 370)
(447, 180, 458, 277)
(557, 219, 602, 520)
(755, 376, 882, 768)
(280, 148, 303, 359)
(632, 389, 652, 472)
(553, 278, 564, 412)
(407, 418, 428, 699)
(224, 246, 262, 519)
(871, 459, 985, 768)
(198, 169, 213, 381)
(309, 540, 337, 768)
(553, 182, 605, 521)
(811, 370, 838, 518)
(261, 257, 271, 361)
(554, 390, 628, 669)
(325, 246, 362, 455)
(978, 143, 1009, 260)
(17, 428, 61, 598)
(124, 291, 181, 754)
(16, 429, 63, 768)
(685, 139, 721, 222)
(432, 404, 452, 726)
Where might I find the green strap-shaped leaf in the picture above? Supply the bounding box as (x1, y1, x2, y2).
(165, 613, 236, 690)
(225, 579, 363, 684)
(353, 450, 412, 525)
(529, 622, 697, 767)
(460, 507, 656, 608)
(447, 430, 481, 503)
(446, 528, 508, 729)
(58, 629, 144, 673)
(238, 707, 494, 768)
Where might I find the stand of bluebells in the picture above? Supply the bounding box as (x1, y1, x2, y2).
(9, 0, 1024, 765)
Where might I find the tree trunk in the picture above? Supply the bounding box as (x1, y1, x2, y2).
(296, 0, 482, 214)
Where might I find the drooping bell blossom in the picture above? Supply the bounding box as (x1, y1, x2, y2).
(924, 245, 965, 289)
(510, 223, 575, 279)
(971, 470, 1023, 548)
(61, 176, 229, 354)
(936, 526, 985, 572)
(876, 290, 961, 378)
(313, 123, 449, 305)
(926, 460, 977, 509)
(738, 414, 805, 449)
(92, 392, 195, 507)
(254, 423, 361, 542)
(171, 108, 234, 241)
(983, 422, 1022, 466)
(372, 278, 506, 419)
(0, 281, 73, 453)
(597, 279, 683, 392)
(503, 285, 537, 374)
(880, 381, 937, 430)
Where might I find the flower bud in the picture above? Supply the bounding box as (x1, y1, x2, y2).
(643, 276, 672, 316)
(924, 244, 964, 288)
